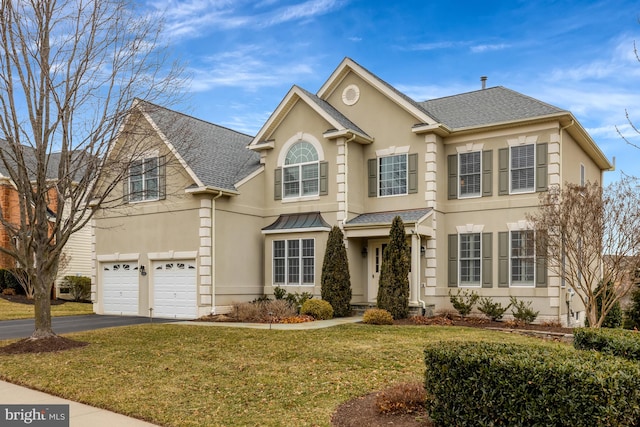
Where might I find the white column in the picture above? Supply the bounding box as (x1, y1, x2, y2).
(199, 198, 214, 314)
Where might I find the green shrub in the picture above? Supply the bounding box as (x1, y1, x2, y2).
(585, 281, 622, 328)
(510, 296, 539, 324)
(377, 216, 410, 319)
(477, 297, 510, 321)
(424, 341, 640, 426)
(62, 275, 91, 301)
(273, 286, 287, 300)
(362, 308, 394, 325)
(574, 327, 640, 361)
(300, 299, 334, 320)
(321, 226, 353, 317)
(624, 286, 640, 329)
(448, 289, 479, 317)
(285, 291, 313, 313)
(0, 269, 26, 296)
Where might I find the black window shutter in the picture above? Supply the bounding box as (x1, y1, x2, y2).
(536, 233, 548, 287)
(448, 234, 458, 287)
(408, 153, 418, 194)
(319, 161, 328, 196)
(498, 231, 509, 287)
(274, 167, 282, 200)
(368, 158, 377, 197)
(498, 148, 509, 195)
(448, 154, 458, 200)
(158, 156, 166, 200)
(482, 232, 492, 288)
(482, 150, 493, 197)
(536, 143, 548, 192)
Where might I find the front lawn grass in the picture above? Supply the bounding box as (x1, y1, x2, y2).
(0, 323, 564, 427)
(0, 297, 94, 320)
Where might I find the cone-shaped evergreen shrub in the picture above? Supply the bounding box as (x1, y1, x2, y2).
(321, 226, 352, 317)
(377, 216, 410, 319)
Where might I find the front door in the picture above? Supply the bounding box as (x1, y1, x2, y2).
(368, 241, 387, 303)
(367, 239, 413, 303)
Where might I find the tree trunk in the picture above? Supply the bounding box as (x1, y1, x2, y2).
(31, 277, 55, 339)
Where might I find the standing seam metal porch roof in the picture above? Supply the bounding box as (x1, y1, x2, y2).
(262, 212, 331, 232)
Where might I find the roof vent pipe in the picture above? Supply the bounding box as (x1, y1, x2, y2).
(481, 76, 487, 89)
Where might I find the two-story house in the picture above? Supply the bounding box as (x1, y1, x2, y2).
(92, 58, 611, 324)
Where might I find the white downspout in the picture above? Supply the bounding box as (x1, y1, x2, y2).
(558, 120, 574, 323)
(416, 226, 426, 315)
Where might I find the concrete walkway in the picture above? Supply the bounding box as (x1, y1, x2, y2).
(176, 315, 363, 330)
(0, 316, 363, 426)
(0, 381, 160, 426)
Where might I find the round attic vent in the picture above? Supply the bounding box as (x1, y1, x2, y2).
(342, 84, 360, 106)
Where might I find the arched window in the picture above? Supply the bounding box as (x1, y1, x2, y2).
(283, 141, 319, 198)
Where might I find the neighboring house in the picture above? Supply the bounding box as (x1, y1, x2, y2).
(93, 58, 611, 324)
(0, 141, 92, 298)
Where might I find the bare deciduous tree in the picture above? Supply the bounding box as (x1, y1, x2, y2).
(0, 0, 185, 339)
(527, 178, 640, 328)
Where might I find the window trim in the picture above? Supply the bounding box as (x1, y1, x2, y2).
(509, 144, 536, 194)
(458, 151, 482, 199)
(282, 141, 320, 200)
(378, 153, 408, 197)
(509, 229, 535, 287)
(272, 238, 315, 286)
(128, 155, 161, 203)
(459, 232, 482, 287)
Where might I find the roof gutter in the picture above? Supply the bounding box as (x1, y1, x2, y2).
(184, 186, 239, 196)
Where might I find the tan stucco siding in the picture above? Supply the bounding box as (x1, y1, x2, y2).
(561, 131, 603, 185)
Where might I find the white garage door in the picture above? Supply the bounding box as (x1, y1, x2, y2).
(153, 260, 197, 319)
(102, 262, 139, 316)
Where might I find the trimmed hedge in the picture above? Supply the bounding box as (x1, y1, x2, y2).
(424, 341, 640, 426)
(574, 327, 640, 361)
(362, 308, 393, 325)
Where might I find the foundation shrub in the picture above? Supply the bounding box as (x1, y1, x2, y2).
(62, 276, 91, 301)
(300, 299, 334, 320)
(573, 327, 640, 361)
(424, 341, 640, 426)
(477, 297, 510, 321)
(510, 296, 539, 324)
(362, 308, 393, 325)
(448, 289, 479, 317)
(375, 382, 427, 414)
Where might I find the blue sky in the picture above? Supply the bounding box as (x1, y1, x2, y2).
(147, 0, 640, 185)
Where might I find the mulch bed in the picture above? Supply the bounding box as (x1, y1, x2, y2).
(0, 294, 67, 305)
(332, 388, 434, 427)
(0, 336, 88, 354)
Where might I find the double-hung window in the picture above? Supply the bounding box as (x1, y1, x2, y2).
(273, 239, 314, 285)
(459, 233, 481, 286)
(459, 151, 481, 197)
(510, 144, 535, 193)
(129, 156, 160, 202)
(283, 142, 319, 198)
(379, 154, 407, 196)
(510, 230, 535, 285)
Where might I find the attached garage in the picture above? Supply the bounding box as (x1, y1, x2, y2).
(152, 260, 197, 319)
(101, 262, 139, 316)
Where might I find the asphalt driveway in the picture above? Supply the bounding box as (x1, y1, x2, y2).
(0, 315, 176, 340)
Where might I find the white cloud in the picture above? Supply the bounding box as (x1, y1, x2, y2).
(265, 0, 345, 26)
(470, 43, 510, 53)
(407, 41, 459, 51)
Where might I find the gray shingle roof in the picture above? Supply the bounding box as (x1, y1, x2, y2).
(139, 101, 259, 192)
(346, 208, 432, 225)
(296, 86, 370, 137)
(419, 86, 566, 129)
